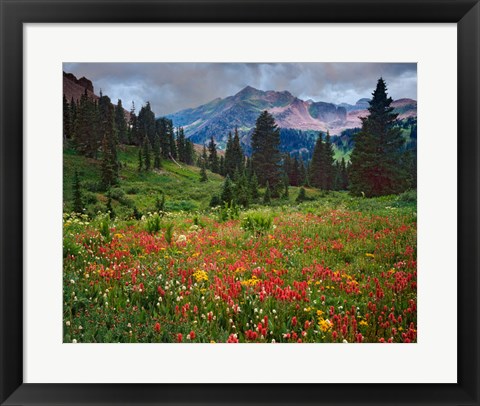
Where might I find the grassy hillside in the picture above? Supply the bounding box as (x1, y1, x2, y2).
(64, 145, 226, 218)
(64, 145, 333, 218)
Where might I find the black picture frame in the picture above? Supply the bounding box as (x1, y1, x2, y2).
(1, 1, 479, 405)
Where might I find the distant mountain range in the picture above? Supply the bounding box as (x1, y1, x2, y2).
(167, 85, 417, 149)
(63, 72, 417, 157)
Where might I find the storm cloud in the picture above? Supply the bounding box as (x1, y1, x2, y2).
(63, 63, 417, 116)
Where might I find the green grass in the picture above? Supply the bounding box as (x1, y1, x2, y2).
(64, 145, 224, 218)
(64, 145, 416, 221)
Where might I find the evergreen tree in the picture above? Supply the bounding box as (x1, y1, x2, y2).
(138, 147, 143, 172)
(99, 95, 119, 188)
(185, 139, 195, 165)
(220, 175, 235, 205)
(209, 194, 222, 208)
(137, 102, 156, 147)
(156, 117, 176, 159)
(296, 187, 307, 203)
(283, 154, 292, 184)
(333, 161, 342, 191)
(251, 111, 282, 195)
(349, 78, 410, 196)
(169, 125, 177, 160)
(156, 117, 170, 158)
(340, 158, 349, 190)
(128, 102, 139, 145)
(263, 181, 272, 205)
(223, 132, 243, 176)
(321, 131, 335, 190)
(230, 127, 244, 175)
(200, 160, 208, 182)
(290, 156, 301, 186)
(106, 193, 115, 219)
(250, 173, 260, 200)
(70, 97, 77, 131)
(406, 149, 417, 189)
(309, 131, 335, 190)
(115, 99, 128, 144)
(143, 137, 151, 171)
(201, 144, 208, 166)
(63, 95, 72, 140)
(74, 89, 100, 158)
(176, 127, 186, 162)
(235, 171, 251, 207)
(224, 132, 234, 176)
(72, 169, 83, 213)
(153, 133, 162, 169)
(299, 158, 307, 186)
(283, 174, 289, 198)
(309, 134, 324, 188)
(245, 157, 253, 179)
(132, 205, 142, 220)
(155, 193, 166, 213)
(208, 136, 219, 173)
(219, 156, 226, 176)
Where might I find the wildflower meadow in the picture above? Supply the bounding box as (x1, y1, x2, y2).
(63, 195, 416, 344)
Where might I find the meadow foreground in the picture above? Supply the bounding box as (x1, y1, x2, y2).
(63, 195, 417, 344)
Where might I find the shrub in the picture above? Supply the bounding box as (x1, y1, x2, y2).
(125, 186, 140, 195)
(98, 214, 111, 242)
(397, 189, 417, 203)
(156, 193, 166, 214)
(164, 223, 174, 245)
(120, 197, 135, 208)
(83, 191, 98, 205)
(218, 201, 240, 222)
(193, 215, 206, 228)
(109, 187, 126, 201)
(132, 206, 142, 220)
(145, 213, 162, 234)
(263, 182, 271, 205)
(241, 212, 273, 236)
(63, 236, 83, 258)
(296, 187, 307, 202)
(165, 200, 197, 212)
(83, 180, 102, 193)
(209, 194, 222, 207)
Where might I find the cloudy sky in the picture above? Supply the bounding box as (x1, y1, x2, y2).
(63, 63, 417, 116)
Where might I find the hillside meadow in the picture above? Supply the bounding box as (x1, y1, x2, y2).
(63, 146, 417, 343)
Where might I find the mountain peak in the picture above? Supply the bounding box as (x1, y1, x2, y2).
(235, 85, 263, 97)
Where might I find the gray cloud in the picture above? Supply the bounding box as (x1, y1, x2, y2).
(63, 62, 416, 116)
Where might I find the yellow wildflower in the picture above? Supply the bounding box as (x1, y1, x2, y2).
(193, 270, 208, 283)
(318, 318, 332, 332)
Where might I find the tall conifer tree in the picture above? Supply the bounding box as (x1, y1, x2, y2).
(208, 136, 219, 173)
(251, 111, 282, 195)
(115, 99, 128, 144)
(99, 95, 119, 188)
(349, 78, 409, 196)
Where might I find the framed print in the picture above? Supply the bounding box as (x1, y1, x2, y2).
(1, 0, 479, 405)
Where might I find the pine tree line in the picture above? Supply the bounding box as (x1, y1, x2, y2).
(64, 93, 196, 177)
(64, 76, 415, 217)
